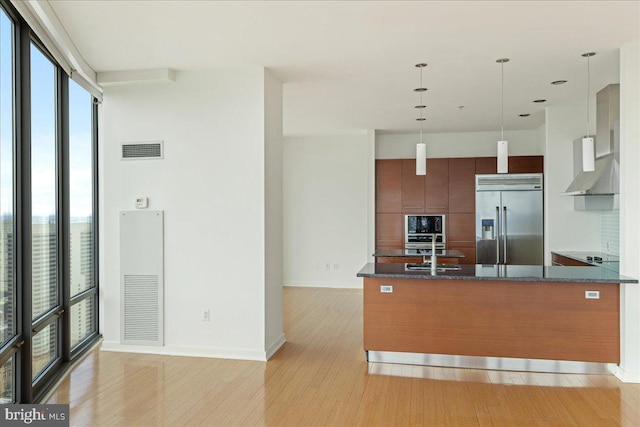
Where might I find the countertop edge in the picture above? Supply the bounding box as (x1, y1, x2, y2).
(356, 272, 636, 283)
(357, 262, 639, 284)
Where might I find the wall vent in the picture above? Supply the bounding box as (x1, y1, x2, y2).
(123, 275, 160, 342)
(121, 141, 163, 160)
(120, 210, 164, 346)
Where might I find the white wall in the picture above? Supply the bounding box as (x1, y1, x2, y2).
(99, 69, 283, 360)
(544, 103, 601, 264)
(619, 41, 640, 382)
(376, 129, 541, 159)
(283, 134, 371, 288)
(264, 69, 285, 356)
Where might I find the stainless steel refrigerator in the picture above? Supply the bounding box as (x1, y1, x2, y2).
(476, 173, 543, 265)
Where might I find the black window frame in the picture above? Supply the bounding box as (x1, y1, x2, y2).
(0, 0, 100, 404)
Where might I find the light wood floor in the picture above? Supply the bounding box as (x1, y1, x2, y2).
(47, 287, 640, 426)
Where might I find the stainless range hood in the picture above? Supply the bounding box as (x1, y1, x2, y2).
(563, 152, 619, 196)
(562, 84, 620, 210)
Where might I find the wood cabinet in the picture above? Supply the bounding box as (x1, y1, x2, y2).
(446, 213, 476, 264)
(448, 158, 475, 213)
(401, 159, 425, 213)
(475, 156, 544, 175)
(551, 253, 592, 267)
(509, 156, 544, 173)
(424, 158, 449, 212)
(475, 157, 497, 174)
(363, 278, 619, 363)
(376, 213, 403, 249)
(447, 245, 476, 264)
(376, 160, 402, 213)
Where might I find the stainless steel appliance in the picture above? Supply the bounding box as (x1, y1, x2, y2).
(476, 174, 543, 265)
(405, 214, 445, 249)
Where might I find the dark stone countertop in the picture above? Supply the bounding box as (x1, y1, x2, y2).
(373, 248, 466, 258)
(357, 262, 638, 284)
(552, 251, 619, 273)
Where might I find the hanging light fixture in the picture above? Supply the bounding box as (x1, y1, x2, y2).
(496, 58, 509, 174)
(415, 63, 427, 175)
(582, 52, 596, 172)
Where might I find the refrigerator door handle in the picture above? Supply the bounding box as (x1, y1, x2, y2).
(495, 206, 500, 263)
(503, 206, 508, 264)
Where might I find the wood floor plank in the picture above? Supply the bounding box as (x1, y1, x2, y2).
(45, 287, 640, 426)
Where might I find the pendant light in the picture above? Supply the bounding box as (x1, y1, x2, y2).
(415, 63, 427, 175)
(582, 52, 596, 172)
(496, 58, 509, 174)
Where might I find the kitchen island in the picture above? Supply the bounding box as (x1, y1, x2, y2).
(357, 262, 638, 374)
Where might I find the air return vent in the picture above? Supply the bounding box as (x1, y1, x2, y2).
(120, 210, 164, 346)
(121, 141, 163, 160)
(476, 173, 543, 192)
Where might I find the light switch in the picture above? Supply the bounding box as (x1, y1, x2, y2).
(135, 197, 149, 209)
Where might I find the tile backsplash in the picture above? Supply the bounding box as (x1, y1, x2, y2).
(601, 210, 619, 255)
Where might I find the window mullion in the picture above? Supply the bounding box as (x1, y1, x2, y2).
(58, 68, 70, 365)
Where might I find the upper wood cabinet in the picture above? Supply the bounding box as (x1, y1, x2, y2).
(509, 156, 544, 173)
(476, 156, 544, 175)
(476, 157, 497, 174)
(401, 159, 425, 213)
(376, 159, 402, 213)
(448, 158, 475, 213)
(424, 158, 449, 212)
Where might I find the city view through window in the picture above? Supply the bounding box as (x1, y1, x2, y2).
(0, 1, 97, 402)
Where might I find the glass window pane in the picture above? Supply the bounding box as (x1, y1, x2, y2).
(0, 7, 15, 347)
(32, 322, 57, 381)
(71, 296, 94, 348)
(69, 80, 93, 297)
(0, 357, 14, 403)
(30, 44, 57, 320)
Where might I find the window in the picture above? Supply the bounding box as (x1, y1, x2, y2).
(0, 0, 99, 403)
(0, 4, 15, 403)
(68, 79, 96, 349)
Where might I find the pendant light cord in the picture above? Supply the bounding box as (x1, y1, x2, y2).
(419, 66, 424, 143)
(501, 61, 504, 141)
(586, 54, 590, 137)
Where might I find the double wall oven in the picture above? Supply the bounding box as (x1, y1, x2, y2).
(404, 214, 446, 249)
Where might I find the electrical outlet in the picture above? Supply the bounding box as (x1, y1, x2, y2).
(585, 291, 600, 299)
(202, 309, 211, 321)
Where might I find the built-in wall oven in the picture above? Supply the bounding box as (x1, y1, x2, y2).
(405, 214, 446, 249)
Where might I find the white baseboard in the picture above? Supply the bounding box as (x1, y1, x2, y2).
(284, 281, 363, 289)
(266, 333, 286, 359)
(101, 341, 271, 361)
(615, 366, 640, 383)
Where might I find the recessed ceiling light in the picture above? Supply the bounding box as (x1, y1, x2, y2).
(415, 105, 426, 109)
(519, 114, 530, 117)
(551, 80, 567, 85)
(533, 99, 547, 103)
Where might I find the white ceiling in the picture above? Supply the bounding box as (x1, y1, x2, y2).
(49, 1, 639, 136)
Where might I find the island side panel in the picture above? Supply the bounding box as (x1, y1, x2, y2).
(363, 278, 620, 363)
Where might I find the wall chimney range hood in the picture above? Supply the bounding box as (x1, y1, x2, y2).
(562, 84, 620, 210)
